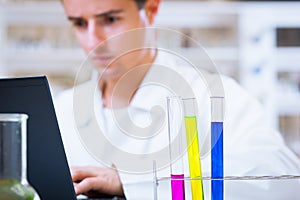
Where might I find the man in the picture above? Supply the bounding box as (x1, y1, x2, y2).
(59, 0, 161, 198)
(56, 0, 300, 199)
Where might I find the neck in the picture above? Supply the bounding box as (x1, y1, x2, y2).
(99, 49, 157, 108)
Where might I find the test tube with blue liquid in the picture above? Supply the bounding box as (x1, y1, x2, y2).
(167, 97, 185, 200)
(211, 97, 224, 200)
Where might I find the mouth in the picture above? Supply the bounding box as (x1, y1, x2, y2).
(91, 55, 114, 63)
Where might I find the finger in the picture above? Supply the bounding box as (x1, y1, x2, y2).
(70, 166, 99, 182)
(73, 182, 78, 188)
(74, 177, 104, 195)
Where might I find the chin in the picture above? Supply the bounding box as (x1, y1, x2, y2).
(97, 68, 121, 80)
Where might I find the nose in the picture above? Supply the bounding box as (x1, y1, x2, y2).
(86, 21, 107, 52)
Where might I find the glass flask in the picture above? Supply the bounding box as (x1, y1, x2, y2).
(0, 113, 39, 200)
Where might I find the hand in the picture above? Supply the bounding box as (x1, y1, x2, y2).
(70, 166, 124, 198)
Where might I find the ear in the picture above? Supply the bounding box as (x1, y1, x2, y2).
(143, 0, 161, 25)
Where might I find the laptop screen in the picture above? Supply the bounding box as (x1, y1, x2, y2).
(0, 76, 77, 199)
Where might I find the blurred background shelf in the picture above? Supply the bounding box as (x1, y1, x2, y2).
(276, 48, 300, 71)
(4, 49, 84, 68)
(276, 93, 300, 115)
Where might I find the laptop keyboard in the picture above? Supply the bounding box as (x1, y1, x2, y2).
(78, 197, 126, 200)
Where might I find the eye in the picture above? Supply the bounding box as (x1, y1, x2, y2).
(72, 19, 87, 29)
(103, 16, 120, 25)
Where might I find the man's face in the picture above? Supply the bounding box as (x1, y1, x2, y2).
(63, 0, 156, 80)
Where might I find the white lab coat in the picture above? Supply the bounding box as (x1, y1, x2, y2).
(55, 50, 300, 200)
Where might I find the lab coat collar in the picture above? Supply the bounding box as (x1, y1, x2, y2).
(129, 50, 183, 111)
(72, 78, 100, 129)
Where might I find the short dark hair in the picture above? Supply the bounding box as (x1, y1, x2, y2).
(61, 0, 146, 10)
(134, 0, 146, 10)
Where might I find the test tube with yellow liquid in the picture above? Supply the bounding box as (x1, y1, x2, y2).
(182, 98, 204, 200)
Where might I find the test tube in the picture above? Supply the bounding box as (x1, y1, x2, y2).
(167, 97, 185, 200)
(182, 98, 204, 200)
(153, 160, 158, 200)
(211, 97, 224, 200)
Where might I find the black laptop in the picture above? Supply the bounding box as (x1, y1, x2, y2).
(0, 76, 124, 200)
